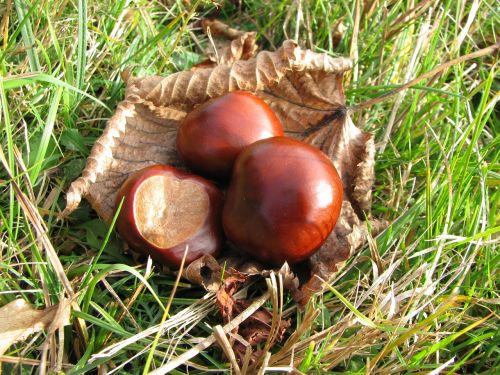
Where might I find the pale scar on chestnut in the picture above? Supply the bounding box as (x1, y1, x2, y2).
(134, 175, 210, 248)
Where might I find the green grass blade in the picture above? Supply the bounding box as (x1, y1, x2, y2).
(323, 283, 378, 329)
(73, 309, 131, 337)
(13, 0, 41, 72)
(76, 0, 87, 91)
(79, 198, 123, 292)
(81, 264, 163, 314)
(0, 78, 15, 232)
(29, 86, 63, 183)
(410, 313, 493, 365)
(2, 73, 109, 110)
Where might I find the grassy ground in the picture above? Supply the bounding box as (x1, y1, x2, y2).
(0, 0, 498, 373)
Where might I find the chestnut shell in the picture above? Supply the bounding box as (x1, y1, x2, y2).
(222, 137, 343, 265)
(177, 91, 284, 180)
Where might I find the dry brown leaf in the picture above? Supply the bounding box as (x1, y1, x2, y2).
(232, 306, 290, 366)
(212, 268, 290, 365)
(0, 299, 71, 356)
(62, 24, 386, 306)
(201, 19, 258, 66)
(216, 268, 248, 320)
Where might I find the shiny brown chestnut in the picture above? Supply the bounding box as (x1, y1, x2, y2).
(114, 165, 224, 268)
(222, 137, 343, 265)
(177, 91, 284, 180)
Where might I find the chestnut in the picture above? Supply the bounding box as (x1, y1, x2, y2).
(222, 137, 343, 265)
(114, 165, 224, 268)
(177, 91, 284, 180)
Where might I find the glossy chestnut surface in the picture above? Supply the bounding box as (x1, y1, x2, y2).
(115, 165, 224, 268)
(177, 91, 284, 180)
(222, 137, 343, 265)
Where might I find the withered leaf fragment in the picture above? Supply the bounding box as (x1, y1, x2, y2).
(214, 268, 290, 365)
(0, 299, 71, 356)
(216, 268, 248, 320)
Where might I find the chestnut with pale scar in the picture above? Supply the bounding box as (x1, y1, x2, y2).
(115, 165, 224, 268)
(134, 176, 209, 248)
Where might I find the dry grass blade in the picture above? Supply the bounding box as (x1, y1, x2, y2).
(240, 343, 253, 375)
(90, 293, 216, 362)
(453, 0, 480, 53)
(0, 150, 74, 299)
(149, 290, 271, 375)
(143, 245, 190, 374)
(263, 272, 281, 352)
(119, 258, 153, 316)
(384, 0, 433, 41)
(378, 15, 432, 153)
(38, 295, 72, 375)
(0, 149, 90, 352)
(269, 308, 320, 366)
(348, 0, 360, 83)
(100, 278, 141, 332)
(213, 325, 241, 375)
(0, 355, 72, 369)
(351, 42, 500, 113)
(257, 352, 271, 375)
